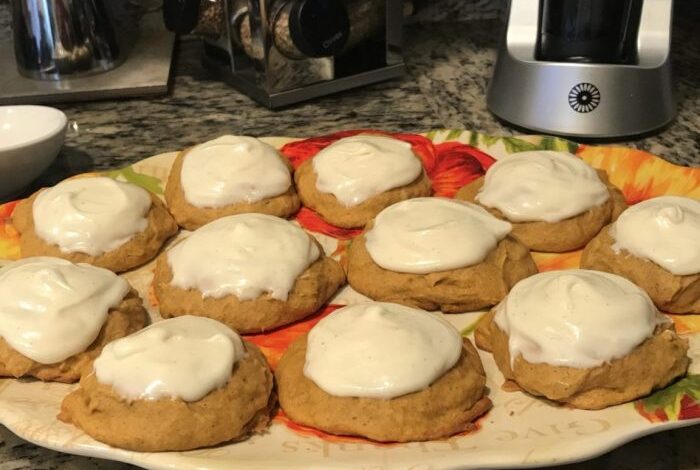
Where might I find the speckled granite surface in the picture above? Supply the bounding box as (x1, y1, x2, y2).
(0, 0, 699, 469)
(0, 0, 697, 200)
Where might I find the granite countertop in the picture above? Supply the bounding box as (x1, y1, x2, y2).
(0, 1, 697, 196)
(0, 0, 699, 469)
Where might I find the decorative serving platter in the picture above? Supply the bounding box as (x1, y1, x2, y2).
(0, 129, 698, 470)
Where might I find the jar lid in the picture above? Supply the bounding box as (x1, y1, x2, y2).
(288, 0, 350, 57)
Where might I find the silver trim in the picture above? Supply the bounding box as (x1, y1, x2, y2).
(488, 0, 675, 138)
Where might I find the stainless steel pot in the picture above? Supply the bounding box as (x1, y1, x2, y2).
(11, 0, 141, 80)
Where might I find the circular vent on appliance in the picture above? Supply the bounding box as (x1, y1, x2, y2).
(568, 83, 601, 113)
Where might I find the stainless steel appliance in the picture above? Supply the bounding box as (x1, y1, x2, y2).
(164, 0, 405, 108)
(11, 0, 135, 80)
(488, 0, 675, 138)
(1, 1, 175, 104)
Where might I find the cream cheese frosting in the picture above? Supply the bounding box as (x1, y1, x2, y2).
(494, 270, 660, 369)
(94, 316, 245, 402)
(364, 197, 512, 274)
(0, 257, 129, 364)
(180, 135, 292, 208)
(476, 151, 610, 223)
(167, 213, 320, 301)
(312, 135, 423, 207)
(304, 302, 463, 399)
(32, 177, 152, 256)
(611, 196, 700, 275)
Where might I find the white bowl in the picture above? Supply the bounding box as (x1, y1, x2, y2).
(0, 105, 67, 199)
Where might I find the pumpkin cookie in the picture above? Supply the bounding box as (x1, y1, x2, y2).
(13, 176, 178, 273)
(0, 257, 147, 383)
(582, 196, 700, 314)
(295, 134, 432, 228)
(59, 316, 275, 451)
(347, 198, 538, 312)
(154, 213, 345, 334)
(455, 151, 627, 252)
(276, 302, 491, 441)
(165, 135, 300, 230)
(476, 270, 689, 410)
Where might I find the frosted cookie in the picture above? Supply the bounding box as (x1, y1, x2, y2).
(0, 257, 147, 383)
(455, 151, 627, 252)
(59, 316, 274, 451)
(165, 135, 301, 230)
(276, 302, 491, 441)
(581, 196, 700, 314)
(347, 198, 538, 312)
(476, 270, 689, 410)
(294, 134, 432, 228)
(153, 213, 345, 334)
(13, 177, 178, 273)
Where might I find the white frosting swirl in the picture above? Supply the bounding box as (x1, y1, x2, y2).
(304, 302, 463, 399)
(0, 257, 129, 364)
(32, 177, 152, 256)
(494, 270, 660, 369)
(167, 214, 320, 301)
(180, 135, 292, 208)
(611, 196, 700, 275)
(365, 198, 512, 274)
(94, 316, 245, 402)
(476, 151, 610, 223)
(312, 135, 423, 207)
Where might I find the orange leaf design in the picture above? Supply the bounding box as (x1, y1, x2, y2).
(0, 201, 21, 260)
(294, 207, 362, 241)
(635, 376, 700, 422)
(283, 130, 496, 237)
(634, 400, 667, 423)
(666, 314, 700, 335)
(390, 132, 437, 171)
(577, 145, 700, 204)
(429, 142, 495, 197)
(533, 251, 582, 271)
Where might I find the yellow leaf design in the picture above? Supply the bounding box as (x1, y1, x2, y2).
(578, 145, 700, 203)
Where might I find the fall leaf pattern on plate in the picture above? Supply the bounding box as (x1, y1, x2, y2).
(0, 201, 20, 262)
(635, 375, 700, 422)
(0, 130, 697, 469)
(279, 130, 494, 238)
